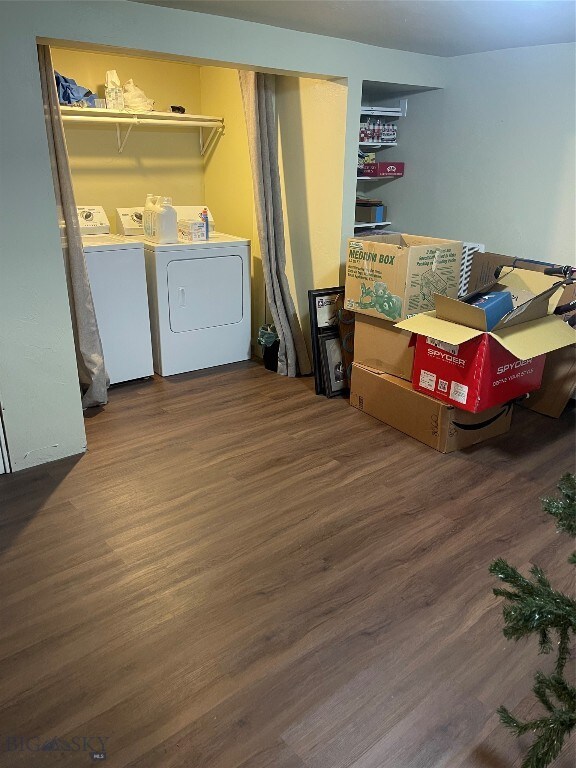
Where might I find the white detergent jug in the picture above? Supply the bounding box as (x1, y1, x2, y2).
(143, 194, 159, 238)
(150, 197, 178, 244)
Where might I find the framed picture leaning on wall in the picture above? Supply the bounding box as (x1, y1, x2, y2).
(308, 286, 345, 395)
(319, 330, 348, 398)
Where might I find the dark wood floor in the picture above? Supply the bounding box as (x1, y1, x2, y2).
(0, 360, 574, 768)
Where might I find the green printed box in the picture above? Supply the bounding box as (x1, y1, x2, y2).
(345, 234, 463, 322)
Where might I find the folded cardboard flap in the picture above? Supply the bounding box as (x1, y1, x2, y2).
(397, 313, 484, 346)
(398, 303, 576, 360)
(492, 285, 561, 330)
(494, 314, 576, 359)
(435, 294, 491, 331)
(356, 233, 457, 248)
(497, 269, 563, 310)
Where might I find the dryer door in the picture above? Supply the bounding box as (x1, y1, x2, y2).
(168, 254, 244, 332)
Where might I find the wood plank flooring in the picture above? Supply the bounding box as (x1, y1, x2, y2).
(0, 360, 574, 768)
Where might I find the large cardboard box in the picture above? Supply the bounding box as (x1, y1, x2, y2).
(466, 252, 573, 299)
(350, 363, 513, 453)
(397, 270, 576, 413)
(355, 204, 388, 223)
(345, 234, 462, 322)
(466, 252, 576, 417)
(522, 346, 576, 418)
(353, 314, 414, 380)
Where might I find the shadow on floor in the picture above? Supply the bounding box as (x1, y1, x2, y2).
(0, 454, 82, 557)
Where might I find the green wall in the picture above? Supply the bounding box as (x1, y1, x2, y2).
(381, 43, 576, 259)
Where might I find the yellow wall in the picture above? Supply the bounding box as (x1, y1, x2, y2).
(52, 47, 348, 357)
(276, 76, 348, 356)
(51, 48, 204, 231)
(199, 69, 349, 354)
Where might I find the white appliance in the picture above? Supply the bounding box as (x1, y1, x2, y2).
(79, 207, 154, 384)
(144, 231, 251, 376)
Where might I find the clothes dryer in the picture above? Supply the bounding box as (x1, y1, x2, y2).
(143, 233, 251, 376)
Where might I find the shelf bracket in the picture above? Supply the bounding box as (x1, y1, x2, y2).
(199, 125, 221, 157)
(116, 121, 135, 154)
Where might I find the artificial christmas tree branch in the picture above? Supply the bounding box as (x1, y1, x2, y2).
(489, 473, 576, 768)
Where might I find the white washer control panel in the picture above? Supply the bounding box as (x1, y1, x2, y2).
(117, 207, 144, 236)
(77, 206, 110, 235)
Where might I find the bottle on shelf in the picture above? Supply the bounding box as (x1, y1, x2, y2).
(104, 70, 125, 111)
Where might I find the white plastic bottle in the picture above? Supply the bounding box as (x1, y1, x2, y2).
(105, 70, 125, 111)
(143, 194, 159, 239)
(152, 197, 178, 244)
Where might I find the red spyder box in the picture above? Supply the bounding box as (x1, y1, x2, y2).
(360, 162, 405, 178)
(412, 334, 546, 412)
(397, 269, 576, 413)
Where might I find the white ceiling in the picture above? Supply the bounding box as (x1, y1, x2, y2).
(133, 0, 576, 57)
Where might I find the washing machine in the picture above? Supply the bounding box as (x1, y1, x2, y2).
(143, 231, 251, 376)
(78, 206, 154, 384)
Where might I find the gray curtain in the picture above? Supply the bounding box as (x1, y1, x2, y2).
(38, 45, 108, 408)
(238, 71, 312, 377)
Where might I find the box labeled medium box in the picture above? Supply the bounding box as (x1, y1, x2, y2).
(345, 233, 462, 322)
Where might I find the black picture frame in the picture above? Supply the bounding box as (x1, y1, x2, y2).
(308, 286, 345, 395)
(319, 330, 348, 398)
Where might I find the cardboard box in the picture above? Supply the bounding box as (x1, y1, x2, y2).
(467, 252, 576, 417)
(520, 345, 576, 418)
(345, 233, 463, 322)
(350, 363, 513, 453)
(357, 152, 376, 167)
(466, 251, 576, 310)
(355, 204, 387, 223)
(353, 314, 414, 380)
(360, 162, 405, 178)
(397, 270, 576, 413)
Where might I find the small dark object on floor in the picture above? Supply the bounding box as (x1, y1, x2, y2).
(170, 105, 185, 114)
(263, 339, 280, 372)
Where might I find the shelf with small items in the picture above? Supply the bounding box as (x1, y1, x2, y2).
(60, 106, 224, 154)
(360, 99, 407, 118)
(354, 98, 407, 234)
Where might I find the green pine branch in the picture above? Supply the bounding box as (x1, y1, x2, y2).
(489, 559, 576, 674)
(497, 671, 576, 768)
(489, 474, 576, 768)
(542, 473, 576, 538)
